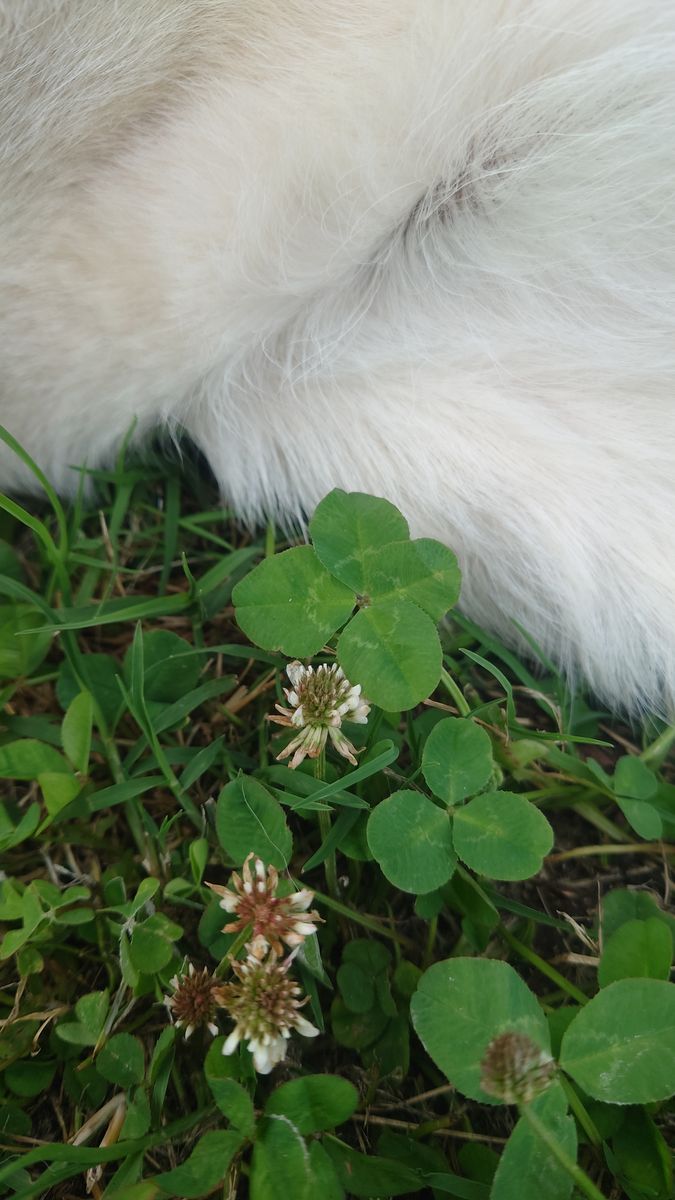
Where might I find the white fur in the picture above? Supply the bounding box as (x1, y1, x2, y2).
(1, 1, 674, 712)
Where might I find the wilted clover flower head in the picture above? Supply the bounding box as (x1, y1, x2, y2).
(480, 1032, 556, 1105)
(218, 947, 319, 1074)
(164, 963, 221, 1039)
(269, 660, 370, 769)
(207, 853, 321, 957)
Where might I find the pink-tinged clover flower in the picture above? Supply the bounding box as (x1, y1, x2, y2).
(207, 854, 321, 957)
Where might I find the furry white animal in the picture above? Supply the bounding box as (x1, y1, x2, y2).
(1, 1, 674, 713)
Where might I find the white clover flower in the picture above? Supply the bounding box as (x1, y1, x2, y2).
(269, 660, 370, 769)
(218, 947, 319, 1074)
(206, 853, 321, 957)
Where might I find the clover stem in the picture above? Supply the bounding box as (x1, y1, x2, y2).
(314, 751, 338, 898)
(440, 668, 471, 716)
(313, 890, 416, 950)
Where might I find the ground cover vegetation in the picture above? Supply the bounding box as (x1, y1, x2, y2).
(0, 432, 673, 1199)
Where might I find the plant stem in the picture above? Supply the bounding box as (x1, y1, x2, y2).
(314, 750, 338, 898)
(558, 1075, 602, 1148)
(500, 926, 589, 1006)
(640, 722, 675, 768)
(215, 925, 252, 978)
(519, 1103, 607, 1200)
(423, 915, 438, 970)
(440, 668, 471, 716)
(313, 889, 416, 951)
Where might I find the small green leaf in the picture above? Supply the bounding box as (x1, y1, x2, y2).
(614, 756, 658, 800)
(120, 1089, 151, 1139)
(250, 1115, 314, 1200)
(601, 888, 675, 948)
(363, 1013, 410, 1079)
(364, 538, 461, 620)
(154, 1130, 243, 1197)
(411, 957, 550, 1103)
(614, 794, 662, 840)
(611, 757, 662, 838)
(56, 990, 109, 1046)
(322, 1137, 423, 1197)
(337, 961, 375, 1013)
(96, 1033, 145, 1087)
(6, 1058, 56, 1098)
(61, 690, 93, 774)
(233, 545, 355, 657)
(0, 739, 71, 780)
(0, 801, 41, 852)
(331, 998, 389, 1050)
(216, 775, 292, 869)
(38, 771, 81, 818)
(310, 489, 410, 592)
(102, 1185, 157, 1200)
(57, 654, 123, 728)
(611, 1108, 672, 1200)
(127, 912, 181, 974)
(189, 837, 209, 885)
(367, 789, 456, 893)
(452, 792, 554, 881)
(308, 1142, 345, 1200)
(491, 1083, 576, 1200)
(560, 978, 675, 1103)
(338, 600, 442, 710)
(123, 630, 202, 704)
(265, 1075, 358, 1134)
(205, 1041, 255, 1136)
(0, 603, 51, 678)
(598, 917, 672, 986)
(422, 718, 494, 806)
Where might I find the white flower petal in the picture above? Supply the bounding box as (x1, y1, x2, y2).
(293, 920, 318, 937)
(250, 1035, 287, 1074)
(294, 1014, 320, 1038)
(286, 662, 306, 688)
(222, 1028, 241, 1057)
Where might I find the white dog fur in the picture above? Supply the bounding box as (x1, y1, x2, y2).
(1, 1, 674, 713)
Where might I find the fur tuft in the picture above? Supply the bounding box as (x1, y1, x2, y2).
(1, 1, 674, 712)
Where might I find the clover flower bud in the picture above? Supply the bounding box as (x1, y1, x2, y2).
(164, 963, 221, 1039)
(480, 1032, 556, 1105)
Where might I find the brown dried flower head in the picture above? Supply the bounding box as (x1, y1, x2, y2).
(218, 947, 319, 1074)
(480, 1032, 556, 1105)
(164, 963, 221, 1039)
(207, 853, 321, 957)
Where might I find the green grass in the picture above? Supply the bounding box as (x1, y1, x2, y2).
(0, 443, 673, 1200)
